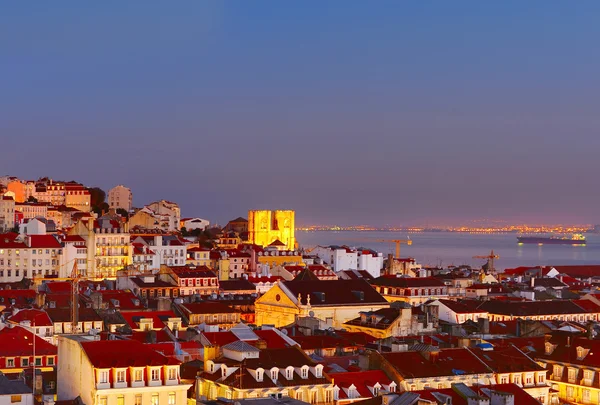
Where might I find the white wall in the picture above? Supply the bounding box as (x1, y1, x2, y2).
(57, 336, 95, 405)
(357, 252, 383, 278)
(0, 393, 34, 405)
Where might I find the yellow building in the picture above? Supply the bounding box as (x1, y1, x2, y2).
(257, 249, 304, 268)
(538, 334, 600, 405)
(255, 279, 390, 329)
(248, 210, 296, 250)
(198, 344, 334, 403)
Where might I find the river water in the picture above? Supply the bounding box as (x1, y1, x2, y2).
(296, 231, 600, 271)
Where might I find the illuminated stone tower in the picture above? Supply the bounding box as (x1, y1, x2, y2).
(248, 210, 296, 250)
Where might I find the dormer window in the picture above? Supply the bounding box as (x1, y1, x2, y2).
(271, 368, 279, 381)
(577, 346, 588, 360)
(286, 367, 294, 380)
(301, 366, 309, 379)
(315, 365, 323, 378)
(256, 368, 264, 382)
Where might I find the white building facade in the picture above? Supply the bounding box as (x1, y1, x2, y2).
(108, 185, 133, 212)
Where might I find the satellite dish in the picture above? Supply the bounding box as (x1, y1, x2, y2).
(282, 329, 289, 336)
(309, 311, 315, 317)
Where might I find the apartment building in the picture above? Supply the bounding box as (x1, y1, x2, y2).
(57, 336, 191, 405)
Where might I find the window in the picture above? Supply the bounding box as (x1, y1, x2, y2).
(117, 395, 125, 405)
(168, 368, 177, 380)
(169, 392, 176, 405)
(301, 367, 309, 379)
(310, 391, 318, 404)
(584, 389, 591, 403)
(116, 370, 126, 383)
(271, 369, 278, 381)
(11, 396, 22, 404)
(99, 371, 109, 384)
(500, 375, 508, 384)
(325, 390, 333, 403)
(568, 368, 577, 382)
(567, 386, 574, 399)
(537, 373, 545, 383)
(373, 386, 380, 396)
(526, 375, 533, 385)
(151, 368, 160, 381)
(553, 365, 562, 377)
(296, 391, 304, 401)
(134, 395, 143, 405)
(35, 357, 42, 366)
(151, 393, 159, 405)
(47, 357, 54, 366)
(22, 358, 29, 366)
(135, 369, 143, 381)
(99, 398, 108, 405)
(6, 358, 14, 368)
(286, 368, 293, 380)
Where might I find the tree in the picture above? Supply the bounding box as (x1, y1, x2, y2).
(116, 208, 129, 219)
(92, 202, 109, 216)
(88, 187, 106, 208)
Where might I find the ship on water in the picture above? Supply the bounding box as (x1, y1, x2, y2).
(517, 233, 586, 245)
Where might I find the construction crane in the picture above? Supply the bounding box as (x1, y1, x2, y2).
(473, 250, 499, 274)
(32, 259, 90, 333)
(342, 238, 413, 259)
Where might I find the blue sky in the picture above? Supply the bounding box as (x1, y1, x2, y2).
(2, 2, 599, 226)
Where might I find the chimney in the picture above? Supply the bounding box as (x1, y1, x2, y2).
(530, 277, 535, 288)
(588, 322, 594, 340)
(516, 318, 522, 337)
(478, 317, 490, 335)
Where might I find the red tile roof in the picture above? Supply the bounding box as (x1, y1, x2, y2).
(28, 235, 62, 249)
(0, 233, 26, 249)
(0, 326, 57, 357)
(179, 302, 238, 315)
(282, 279, 387, 306)
(91, 290, 144, 310)
(168, 266, 217, 279)
(436, 299, 488, 314)
(8, 309, 53, 327)
(0, 289, 36, 307)
(415, 383, 540, 405)
(292, 335, 357, 350)
(252, 330, 291, 349)
(371, 276, 446, 288)
(383, 348, 491, 378)
(120, 310, 182, 330)
(80, 339, 180, 368)
(200, 331, 238, 347)
(329, 370, 392, 399)
(472, 345, 544, 373)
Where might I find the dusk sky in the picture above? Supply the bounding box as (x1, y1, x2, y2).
(2, 2, 600, 227)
